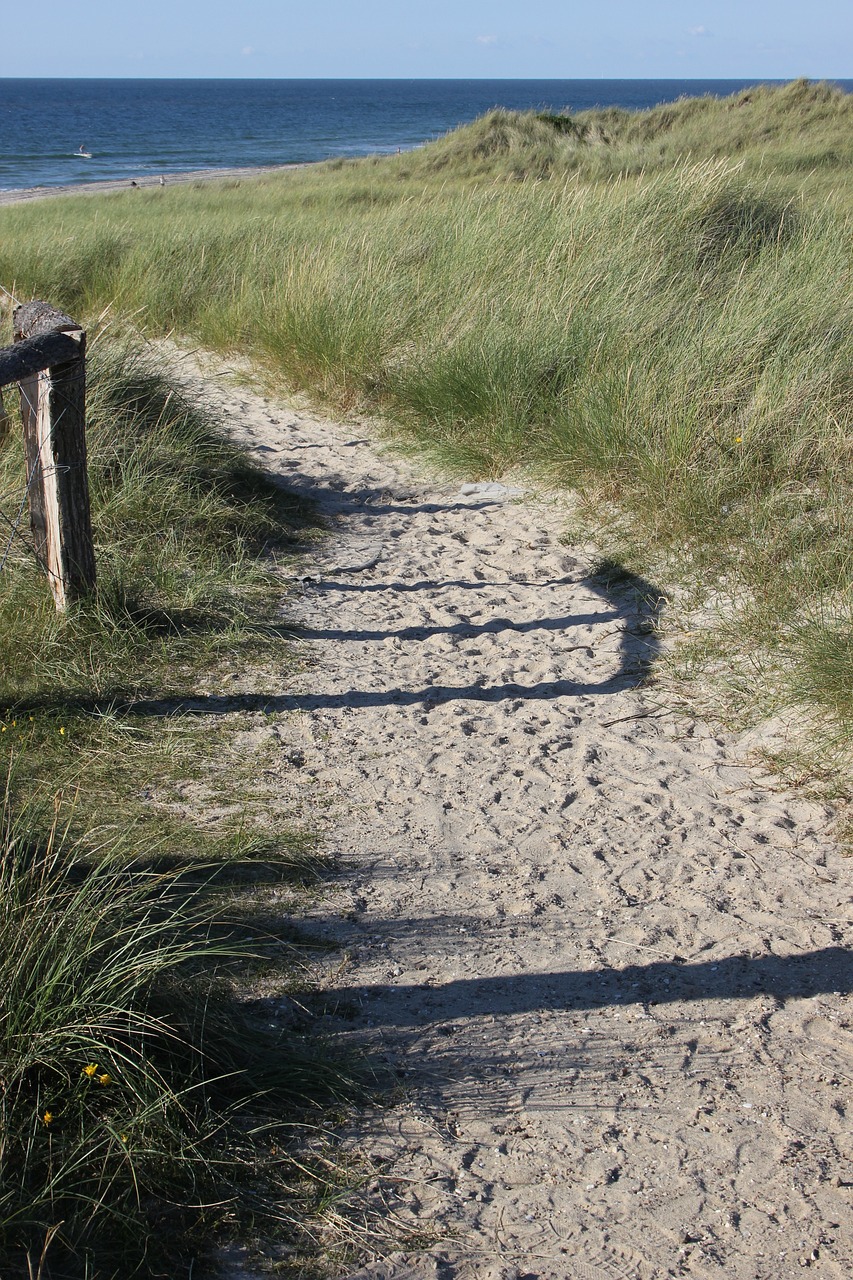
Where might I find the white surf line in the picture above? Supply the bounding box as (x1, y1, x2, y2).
(168, 348, 850, 1280)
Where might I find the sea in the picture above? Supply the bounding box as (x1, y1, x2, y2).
(1, 78, 851, 193)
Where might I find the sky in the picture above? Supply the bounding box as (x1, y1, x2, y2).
(2, 1, 851, 80)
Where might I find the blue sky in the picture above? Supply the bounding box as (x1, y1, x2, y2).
(3, 1, 851, 79)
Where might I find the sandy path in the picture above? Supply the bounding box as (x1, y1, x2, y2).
(169, 351, 852, 1280)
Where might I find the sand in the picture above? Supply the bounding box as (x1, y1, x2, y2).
(0, 164, 301, 207)
(165, 348, 852, 1280)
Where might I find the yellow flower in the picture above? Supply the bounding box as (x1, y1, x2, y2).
(98, 1073, 111, 1086)
(43, 1111, 53, 1126)
(59, 727, 65, 736)
(83, 1063, 98, 1079)
(734, 436, 743, 444)
(120, 1133, 129, 1144)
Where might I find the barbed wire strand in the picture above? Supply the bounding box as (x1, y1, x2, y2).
(0, 380, 55, 579)
(0, 284, 14, 439)
(0, 282, 26, 569)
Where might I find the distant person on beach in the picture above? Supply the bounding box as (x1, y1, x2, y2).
(159, 176, 166, 186)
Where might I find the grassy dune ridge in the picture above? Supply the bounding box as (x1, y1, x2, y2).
(403, 76, 853, 189)
(10, 86, 844, 751)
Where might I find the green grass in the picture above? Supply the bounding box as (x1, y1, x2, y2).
(0, 785, 355, 1279)
(393, 78, 853, 189)
(2, 332, 306, 706)
(0, 789, 236, 1276)
(0, 327, 320, 816)
(0, 334, 357, 1276)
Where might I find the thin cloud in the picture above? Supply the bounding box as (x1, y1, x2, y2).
(241, 46, 254, 56)
(476, 34, 498, 46)
(688, 25, 711, 37)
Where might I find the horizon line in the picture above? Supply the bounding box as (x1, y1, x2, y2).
(2, 74, 849, 83)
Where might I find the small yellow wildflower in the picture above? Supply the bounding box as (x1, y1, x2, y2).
(120, 1133, 129, 1144)
(42, 1111, 53, 1127)
(734, 436, 743, 444)
(98, 1073, 111, 1086)
(83, 1063, 98, 1079)
(59, 727, 65, 736)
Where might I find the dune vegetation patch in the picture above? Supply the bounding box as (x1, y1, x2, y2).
(0, 331, 357, 1276)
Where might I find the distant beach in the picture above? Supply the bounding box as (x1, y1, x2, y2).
(0, 163, 303, 206)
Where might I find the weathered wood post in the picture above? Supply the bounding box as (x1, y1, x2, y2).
(12, 302, 96, 609)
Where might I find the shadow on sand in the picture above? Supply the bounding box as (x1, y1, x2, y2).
(4, 559, 666, 722)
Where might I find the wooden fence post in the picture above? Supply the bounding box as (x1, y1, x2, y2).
(13, 302, 96, 610)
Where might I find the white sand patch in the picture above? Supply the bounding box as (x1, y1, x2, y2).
(166, 348, 852, 1280)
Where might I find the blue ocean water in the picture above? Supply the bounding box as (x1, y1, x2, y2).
(1, 78, 850, 192)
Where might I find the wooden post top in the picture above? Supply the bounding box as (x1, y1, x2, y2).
(0, 301, 85, 389)
(14, 301, 81, 342)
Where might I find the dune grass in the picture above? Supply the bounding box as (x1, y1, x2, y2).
(1, 792, 248, 1277)
(0, 782, 358, 1280)
(397, 77, 853, 194)
(0, 325, 319, 811)
(0, 332, 355, 1276)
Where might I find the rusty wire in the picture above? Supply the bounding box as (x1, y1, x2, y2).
(0, 377, 48, 576)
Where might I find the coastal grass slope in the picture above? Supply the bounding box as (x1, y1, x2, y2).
(398, 76, 853, 194)
(0, 77, 850, 775)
